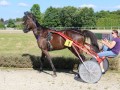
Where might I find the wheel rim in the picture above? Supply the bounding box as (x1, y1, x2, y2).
(79, 60, 102, 83)
(103, 58, 109, 72)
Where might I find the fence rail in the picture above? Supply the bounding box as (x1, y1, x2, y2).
(0, 26, 120, 30)
(51, 26, 120, 30)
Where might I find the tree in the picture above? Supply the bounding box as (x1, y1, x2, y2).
(0, 18, 4, 22)
(59, 6, 77, 27)
(76, 7, 96, 27)
(95, 10, 120, 28)
(16, 18, 22, 22)
(95, 10, 110, 19)
(0, 18, 5, 28)
(111, 10, 120, 15)
(30, 4, 42, 24)
(0, 21, 4, 28)
(43, 6, 61, 27)
(7, 19, 16, 28)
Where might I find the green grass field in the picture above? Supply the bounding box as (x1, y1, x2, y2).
(0, 31, 120, 70)
(0, 33, 37, 54)
(0, 32, 76, 57)
(0, 32, 78, 69)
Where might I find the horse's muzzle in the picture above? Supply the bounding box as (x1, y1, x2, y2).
(23, 29, 29, 33)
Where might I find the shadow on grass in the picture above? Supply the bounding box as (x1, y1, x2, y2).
(22, 53, 80, 75)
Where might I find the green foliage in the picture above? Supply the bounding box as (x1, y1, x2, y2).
(96, 12, 120, 28)
(0, 18, 5, 28)
(42, 7, 120, 28)
(77, 7, 96, 27)
(95, 10, 110, 19)
(30, 4, 42, 24)
(15, 18, 23, 29)
(7, 19, 16, 28)
(59, 6, 77, 27)
(43, 6, 61, 27)
(111, 10, 120, 15)
(0, 18, 4, 22)
(0, 21, 5, 28)
(43, 7, 96, 28)
(1, 5, 120, 30)
(15, 24, 24, 29)
(16, 18, 22, 22)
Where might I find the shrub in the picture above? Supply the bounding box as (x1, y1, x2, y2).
(0, 54, 79, 70)
(0, 54, 120, 71)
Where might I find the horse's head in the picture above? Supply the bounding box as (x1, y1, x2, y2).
(23, 12, 37, 33)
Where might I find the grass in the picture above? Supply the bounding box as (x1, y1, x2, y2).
(0, 31, 120, 71)
(0, 33, 38, 55)
(0, 33, 75, 57)
(0, 32, 78, 69)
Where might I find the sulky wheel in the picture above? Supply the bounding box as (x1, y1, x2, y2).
(102, 58, 109, 72)
(91, 58, 109, 72)
(79, 60, 102, 83)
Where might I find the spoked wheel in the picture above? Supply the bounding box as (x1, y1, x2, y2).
(91, 58, 109, 72)
(79, 60, 102, 83)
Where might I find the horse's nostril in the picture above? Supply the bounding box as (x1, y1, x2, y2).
(23, 29, 28, 33)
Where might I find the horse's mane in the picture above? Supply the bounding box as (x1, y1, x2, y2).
(24, 11, 49, 30)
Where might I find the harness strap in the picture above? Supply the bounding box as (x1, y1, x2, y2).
(46, 32, 53, 51)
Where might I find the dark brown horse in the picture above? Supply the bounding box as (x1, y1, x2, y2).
(23, 12, 99, 76)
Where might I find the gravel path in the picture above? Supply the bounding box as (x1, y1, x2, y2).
(0, 69, 120, 90)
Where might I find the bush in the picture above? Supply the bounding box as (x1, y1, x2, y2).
(0, 21, 5, 28)
(0, 54, 120, 71)
(0, 54, 79, 70)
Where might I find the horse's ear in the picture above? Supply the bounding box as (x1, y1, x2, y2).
(24, 12, 30, 19)
(24, 11, 29, 15)
(24, 12, 27, 17)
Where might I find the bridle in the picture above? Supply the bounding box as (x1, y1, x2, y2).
(24, 14, 40, 40)
(28, 15, 38, 31)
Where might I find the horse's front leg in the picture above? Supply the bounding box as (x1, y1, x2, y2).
(40, 52, 46, 71)
(37, 38, 56, 76)
(42, 49, 57, 77)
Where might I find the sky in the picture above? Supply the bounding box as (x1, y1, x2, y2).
(0, 0, 120, 20)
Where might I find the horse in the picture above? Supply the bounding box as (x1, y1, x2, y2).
(23, 12, 99, 76)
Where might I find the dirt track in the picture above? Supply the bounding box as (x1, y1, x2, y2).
(0, 69, 120, 90)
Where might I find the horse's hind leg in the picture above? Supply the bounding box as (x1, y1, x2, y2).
(68, 47, 86, 70)
(42, 50, 57, 77)
(68, 47, 86, 61)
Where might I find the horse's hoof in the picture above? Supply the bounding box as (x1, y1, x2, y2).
(39, 69, 43, 73)
(52, 74, 57, 77)
(39, 70, 42, 73)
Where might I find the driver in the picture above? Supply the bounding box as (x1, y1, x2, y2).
(98, 30, 120, 74)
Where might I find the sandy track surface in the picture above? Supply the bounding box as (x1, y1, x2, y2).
(0, 69, 120, 90)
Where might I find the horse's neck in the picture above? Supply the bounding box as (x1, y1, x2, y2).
(32, 20, 43, 40)
(35, 20, 43, 29)
(33, 30, 38, 40)
(33, 27, 47, 40)
(33, 20, 51, 40)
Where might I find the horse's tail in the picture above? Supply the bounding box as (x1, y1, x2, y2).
(82, 30, 100, 53)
